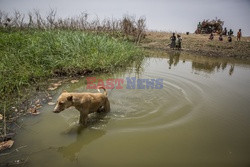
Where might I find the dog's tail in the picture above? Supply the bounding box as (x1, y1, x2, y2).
(97, 86, 107, 96)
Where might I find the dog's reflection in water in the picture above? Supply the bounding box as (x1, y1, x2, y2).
(57, 113, 108, 161)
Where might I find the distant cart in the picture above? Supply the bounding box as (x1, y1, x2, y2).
(195, 18, 224, 34)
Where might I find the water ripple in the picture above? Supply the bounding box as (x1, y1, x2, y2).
(108, 69, 207, 132)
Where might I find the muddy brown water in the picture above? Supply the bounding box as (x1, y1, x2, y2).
(1, 52, 250, 167)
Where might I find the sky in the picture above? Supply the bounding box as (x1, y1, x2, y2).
(0, 0, 250, 36)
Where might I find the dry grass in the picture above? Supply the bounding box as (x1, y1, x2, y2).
(141, 31, 250, 59)
(0, 10, 146, 44)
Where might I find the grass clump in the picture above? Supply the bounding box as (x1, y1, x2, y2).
(0, 29, 144, 108)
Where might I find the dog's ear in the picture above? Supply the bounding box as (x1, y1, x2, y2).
(67, 95, 73, 101)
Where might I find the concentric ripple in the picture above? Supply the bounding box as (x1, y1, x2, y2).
(107, 58, 208, 132)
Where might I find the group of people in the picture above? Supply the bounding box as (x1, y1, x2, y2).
(170, 33, 182, 50)
(168, 28, 242, 50)
(209, 28, 242, 42)
(222, 27, 234, 36)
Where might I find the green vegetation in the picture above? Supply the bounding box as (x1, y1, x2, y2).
(0, 29, 144, 109)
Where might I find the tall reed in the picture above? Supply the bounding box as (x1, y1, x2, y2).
(0, 10, 146, 43)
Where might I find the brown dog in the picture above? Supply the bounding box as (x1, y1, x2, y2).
(53, 86, 110, 125)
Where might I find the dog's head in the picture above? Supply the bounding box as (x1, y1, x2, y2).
(53, 91, 74, 113)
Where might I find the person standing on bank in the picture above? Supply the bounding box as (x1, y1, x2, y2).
(223, 27, 227, 36)
(237, 29, 242, 41)
(170, 33, 176, 49)
(176, 34, 182, 50)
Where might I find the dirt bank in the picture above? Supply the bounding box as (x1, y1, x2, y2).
(141, 31, 250, 59)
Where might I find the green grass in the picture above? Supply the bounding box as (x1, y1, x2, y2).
(0, 29, 144, 108)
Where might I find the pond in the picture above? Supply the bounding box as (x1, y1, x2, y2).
(2, 52, 250, 166)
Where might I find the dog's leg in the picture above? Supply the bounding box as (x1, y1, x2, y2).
(79, 111, 88, 125)
(104, 99, 110, 112)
